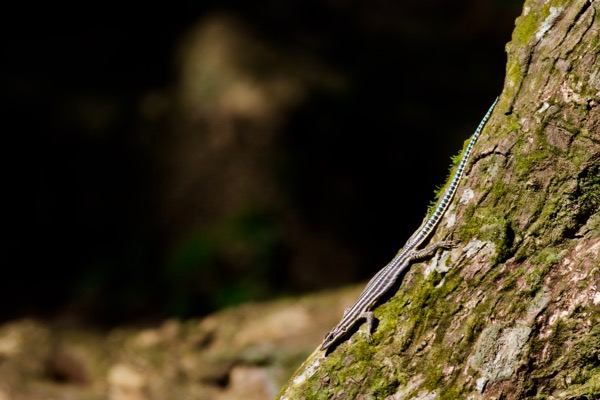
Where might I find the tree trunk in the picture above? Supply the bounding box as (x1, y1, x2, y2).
(277, 0, 600, 398)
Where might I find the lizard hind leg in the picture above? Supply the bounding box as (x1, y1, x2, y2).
(359, 311, 375, 344)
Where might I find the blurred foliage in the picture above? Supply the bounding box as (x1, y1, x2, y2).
(166, 208, 284, 316)
(2, 0, 522, 326)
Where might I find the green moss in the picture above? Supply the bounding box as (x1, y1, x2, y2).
(526, 315, 600, 397)
(371, 370, 401, 398)
(524, 264, 550, 295)
(494, 219, 517, 264)
(377, 268, 470, 396)
(568, 372, 600, 398)
(513, 146, 548, 179)
(315, 341, 376, 396)
(577, 163, 600, 216)
(548, 318, 572, 360)
(503, 112, 522, 135)
(427, 138, 472, 217)
(439, 388, 462, 400)
(422, 335, 461, 390)
(456, 207, 513, 255)
(463, 313, 486, 346)
(454, 180, 520, 265)
(374, 299, 403, 344)
(455, 204, 478, 239)
(530, 247, 561, 268)
(542, 250, 560, 266)
(511, 7, 540, 47)
(571, 137, 596, 169)
(504, 59, 520, 98)
(512, 0, 571, 46)
(423, 365, 445, 390)
(574, 324, 600, 368)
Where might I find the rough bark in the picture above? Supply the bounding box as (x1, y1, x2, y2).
(277, 0, 600, 399)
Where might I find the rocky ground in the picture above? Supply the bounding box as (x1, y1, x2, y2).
(0, 286, 362, 400)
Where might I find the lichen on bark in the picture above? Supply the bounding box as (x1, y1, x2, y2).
(277, 0, 600, 398)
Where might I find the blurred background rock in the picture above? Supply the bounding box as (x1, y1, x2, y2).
(2, 1, 521, 326)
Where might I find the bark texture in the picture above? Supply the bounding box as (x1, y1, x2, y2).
(277, 0, 600, 399)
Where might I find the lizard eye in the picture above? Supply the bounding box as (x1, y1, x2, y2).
(335, 326, 348, 335)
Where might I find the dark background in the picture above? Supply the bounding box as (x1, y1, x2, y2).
(2, 1, 521, 327)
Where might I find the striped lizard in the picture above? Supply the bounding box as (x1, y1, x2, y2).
(320, 97, 498, 351)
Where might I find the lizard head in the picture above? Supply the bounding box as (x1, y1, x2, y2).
(320, 324, 349, 351)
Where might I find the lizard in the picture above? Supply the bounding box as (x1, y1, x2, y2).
(320, 96, 498, 351)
